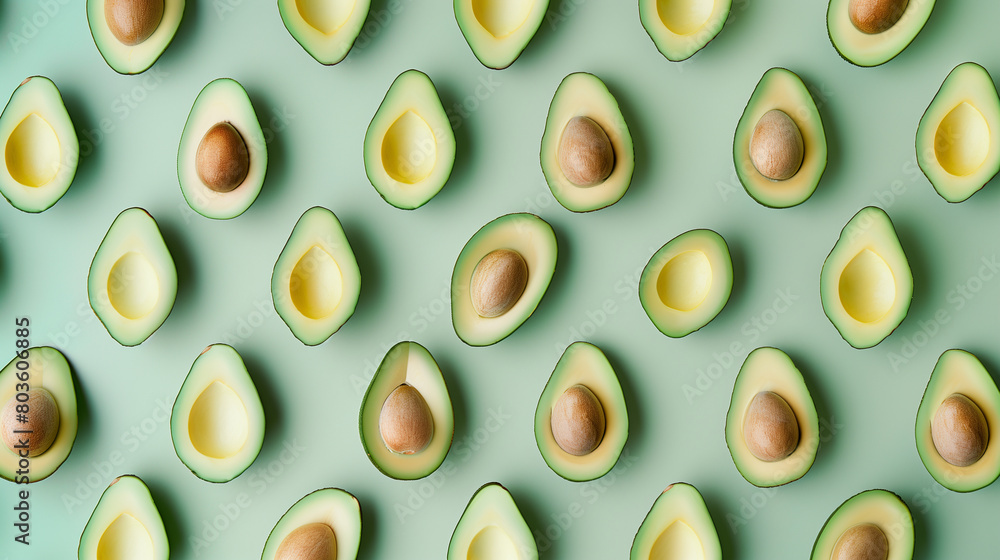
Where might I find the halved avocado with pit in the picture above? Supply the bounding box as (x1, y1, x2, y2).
(734, 68, 827, 208)
(810, 489, 914, 560)
(534, 341, 628, 482)
(725, 347, 819, 487)
(364, 70, 456, 210)
(177, 78, 267, 219)
(359, 341, 454, 480)
(915, 349, 1000, 493)
(0, 347, 78, 483)
(87, 0, 185, 74)
(448, 482, 537, 560)
(916, 62, 1000, 203)
(278, 0, 372, 65)
(261, 488, 361, 560)
(827, 0, 935, 67)
(820, 206, 912, 349)
(451, 213, 557, 346)
(540, 72, 634, 213)
(454, 0, 550, 69)
(639, 0, 733, 62)
(0, 76, 79, 213)
(79, 475, 169, 560)
(630, 483, 721, 560)
(88, 208, 178, 347)
(170, 344, 265, 483)
(639, 229, 733, 338)
(272, 207, 362, 346)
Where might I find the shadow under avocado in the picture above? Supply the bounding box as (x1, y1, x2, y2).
(238, 351, 284, 459)
(245, 87, 290, 211)
(890, 219, 935, 339)
(336, 216, 383, 330)
(59, 86, 101, 206)
(600, 346, 647, 459)
(783, 349, 842, 477)
(350, 486, 381, 557)
(155, 218, 197, 321)
(698, 484, 741, 560)
(505, 485, 551, 559)
(144, 476, 186, 552)
(430, 351, 470, 456)
(422, 79, 476, 210)
(155, 0, 200, 68)
(602, 76, 651, 209)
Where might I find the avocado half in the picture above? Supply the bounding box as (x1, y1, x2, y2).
(88, 208, 178, 347)
(810, 489, 914, 560)
(261, 488, 361, 560)
(916, 62, 1000, 203)
(0, 347, 78, 482)
(363, 70, 456, 210)
(87, 0, 184, 74)
(915, 349, 1000, 493)
(359, 341, 454, 480)
(79, 475, 168, 560)
(448, 482, 537, 560)
(639, 0, 732, 61)
(454, 0, 549, 69)
(0, 76, 79, 213)
(827, 0, 934, 67)
(278, 0, 371, 65)
(540, 72, 635, 212)
(630, 483, 722, 560)
(451, 213, 557, 346)
(639, 229, 733, 338)
(820, 206, 912, 349)
(272, 207, 362, 346)
(534, 342, 628, 482)
(734, 68, 827, 208)
(725, 347, 819, 487)
(177, 78, 268, 219)
(170, 344, 264, 483)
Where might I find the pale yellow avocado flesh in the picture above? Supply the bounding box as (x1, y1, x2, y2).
(78, 476, 168, 560)
(630, 483, 721, 560)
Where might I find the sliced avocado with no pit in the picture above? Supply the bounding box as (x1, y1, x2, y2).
(734, 68, 827, 208)
(725, 347, 819, 487)
(916, 62, 1000, 203)
(915, 349, 1000, 492)
(272, 207, 361, 346)
(177, 78, 267, 219)
(0, 77, 79, 213)
(827, 0, 934, 67)
(639, 229, 733, 338)
(810, 489, 914, 560)
(451, 213, 557, 346)
(87, 0, 185, 74)
(540, 72, 635, 213)
(170, 344, 264, 483)
(454, 0, 550, 69)
(630, 483, 721, 560)
(278, 0, 372, 65)
(79, 475, 168, 560)
(360, 341, 454, 480)
(261, 488, 362, 560)
(448, 482, 538, 560)
(88, 208, 178, 346)
(0, 347, 77, 483)
(820, 206, 912, 349)
(364, 70, 456, 210)
(534, 342, 628, 482)
(639, 0, 732, 62)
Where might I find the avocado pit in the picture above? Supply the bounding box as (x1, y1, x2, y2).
(196, 122, 250, 193)
(743, 390, 799, 462)
(105, 0, 164, 46)
(1, 388, 59, 457)
(932, 393, 989, 467)
(379, 384, 434, 455)
(550, 384, 605, 456)
(750, 109, 804, 181)
(557, 116, 614, 187)
(470, 249, 528, 318)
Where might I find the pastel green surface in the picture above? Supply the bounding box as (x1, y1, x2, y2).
(1, 1, 1000, 558)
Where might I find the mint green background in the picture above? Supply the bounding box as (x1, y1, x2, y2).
(2, 0, 1000, 558)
